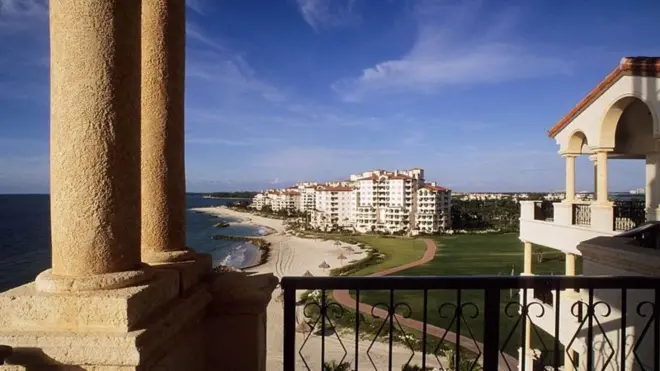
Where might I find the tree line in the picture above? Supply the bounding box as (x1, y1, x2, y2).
(451, 199, 520, 232)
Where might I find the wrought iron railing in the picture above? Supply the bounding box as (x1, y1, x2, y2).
(533, 287, 554, 307)
(613, 201, 647, 232)
(282, 276, 659, 371)
(572, 203, 591, 226)
(533, 201, 554, 222)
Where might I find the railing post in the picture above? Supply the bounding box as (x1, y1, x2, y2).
(483, 288, 500, 371)
(283, 283, 296, 371)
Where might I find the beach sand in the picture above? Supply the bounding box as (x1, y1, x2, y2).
(193, 206, 445, 370)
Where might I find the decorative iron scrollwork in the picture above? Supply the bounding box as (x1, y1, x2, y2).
(366, 301, 416, 370)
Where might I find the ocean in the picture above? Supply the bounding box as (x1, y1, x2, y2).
(0, 194, 262, 292)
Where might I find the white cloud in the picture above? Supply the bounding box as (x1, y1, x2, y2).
(185, 136, 281, 146)
(186, 0, 205, 14)
(296, 0, 360, 31)
(0, 0, 47, 32)
(250, 146, 403, 181)
(186, 23, 287, 103)
(332, 0, 572, 101)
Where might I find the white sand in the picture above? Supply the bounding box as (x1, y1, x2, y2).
(192, 206, 445, 370)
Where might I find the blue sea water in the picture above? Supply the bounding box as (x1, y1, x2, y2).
(0, 194, 261, 292)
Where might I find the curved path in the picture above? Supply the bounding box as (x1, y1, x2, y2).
(332, 239, 517, 370)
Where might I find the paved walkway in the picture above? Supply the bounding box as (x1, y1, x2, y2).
(332, 238, 517, 370)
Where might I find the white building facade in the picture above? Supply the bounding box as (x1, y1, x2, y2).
(517, 57, 660, 371)
(250, 167, 451, 234)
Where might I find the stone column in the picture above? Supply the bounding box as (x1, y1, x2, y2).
(587, 154, 597, 202)
(565, 252, 576, 276)
(645, 152, 660, 220)
(595, 150, 610, 204)
(564, 154, 577, 202)
(523, 241, 533, 274)
(37, 0, 149, 292)
(141, 0, 194, 263)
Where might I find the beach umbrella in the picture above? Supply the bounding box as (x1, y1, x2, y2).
(296, 321, 313, 334)
(303, 270, 313, 277)
(333, 241, 342, 247)
(343, 246, 355, 252)
(337, 253, 347, 265)
(319, 261, 330, 271)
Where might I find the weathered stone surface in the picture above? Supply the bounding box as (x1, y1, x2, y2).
(149, 253, 212, 295)
(0, 271, 179, 332)
(49, 0, 143, 281)
(141, 0, 190, 264)
(207, 271, 279, 315)
(0, 285, 210, 370)
(205, 272, 277, 371)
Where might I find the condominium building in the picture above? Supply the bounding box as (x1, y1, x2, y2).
(250, 168, 451, 234)
(415, 183, 451, 233)
(310, 185, 354, 230)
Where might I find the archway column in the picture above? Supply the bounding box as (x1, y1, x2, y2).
(593, 149, 612, 205)
(562, 154, 577, 203)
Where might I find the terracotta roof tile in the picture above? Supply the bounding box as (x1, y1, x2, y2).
(420, 185, 450, 192)
(548, 57, 660, 138)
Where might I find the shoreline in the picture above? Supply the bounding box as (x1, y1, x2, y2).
(191, 206, 446, 369)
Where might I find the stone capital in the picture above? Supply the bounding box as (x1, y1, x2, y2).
(206, 269, 279, 315)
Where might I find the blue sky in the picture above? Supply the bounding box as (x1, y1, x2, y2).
(0, 0, 658, 193)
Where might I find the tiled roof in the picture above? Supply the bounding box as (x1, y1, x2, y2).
(420, 185, 450, 192)
(548, 57, 660, 138)
(318, 186, 353, 192)
(388, 174, 412, 180)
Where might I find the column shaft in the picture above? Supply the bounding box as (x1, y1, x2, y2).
(49, 0, 142, 277)
(141, 0, 191, 262)
(523, 241, 532, 274)
(565, 155, 576, 202)
(646, 153, 660, 210)
(596, 151, 609, 204)
(565, 253, 576, 276)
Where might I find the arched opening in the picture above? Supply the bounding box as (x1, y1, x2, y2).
(566, 130, 589, 154)
(601, 97, 654, 156)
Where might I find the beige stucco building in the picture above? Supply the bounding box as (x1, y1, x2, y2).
(518, 57, 660, 371)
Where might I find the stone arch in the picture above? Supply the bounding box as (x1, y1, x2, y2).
(600, 95, 657, 150)
(566, 130, 589, 154)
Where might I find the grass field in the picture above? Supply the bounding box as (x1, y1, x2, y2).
(345, 235, 427, 276)
(354, 233, 568, 357)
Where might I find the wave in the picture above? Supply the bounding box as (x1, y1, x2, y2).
(218, 242, 258, 269)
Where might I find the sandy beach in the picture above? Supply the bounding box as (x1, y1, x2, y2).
(193, 206, 445, 370)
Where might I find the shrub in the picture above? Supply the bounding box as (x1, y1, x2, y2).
(322, 360, 351, 371)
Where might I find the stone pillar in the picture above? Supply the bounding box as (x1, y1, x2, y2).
(565, 252, 576, 276)
(564, 154, 577, 202)
(37, 0, 149, 292)
(205, 270, 279, 371)
(589, 154, 598, 201)
(646, 152, 660, 221)
(141, 0, 194, 263)
(595, 150, 610, 204)
(523, 241, 532, 274)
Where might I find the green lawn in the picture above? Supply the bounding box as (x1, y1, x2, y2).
(346, 236, 427, 276)
(352, 234, 569, 357)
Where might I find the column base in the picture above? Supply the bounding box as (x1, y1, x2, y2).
(0, 272, 211, 370)
(149, 253, 213, 295)
(35, 264, 153, 293)
(142, 247, 197, 264)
